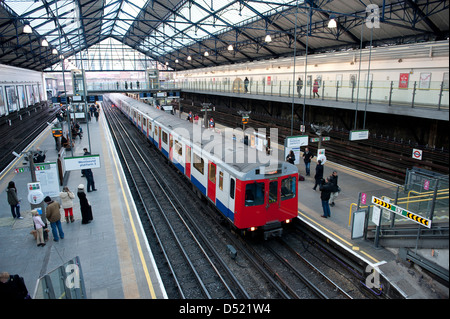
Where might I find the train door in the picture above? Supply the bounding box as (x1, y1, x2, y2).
(207, 161, 216, 203)
(229, 177, 235, 216)
(158, 127, 162, 150)
(266, 179, 279, 220)
(185, 145, 191, 179)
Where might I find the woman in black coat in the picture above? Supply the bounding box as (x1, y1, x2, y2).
(77, 184, 93, 224)
(312, 160, 324, 191)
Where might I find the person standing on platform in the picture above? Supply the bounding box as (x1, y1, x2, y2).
(286, 150, 295, 165)
(244, 77, 249, 93)
(0, 272, 31, 299)
(60, 186, 75, 223)
(296, 77, 303, 97)
(302, 147, 314, 176)
(7, 181, 22, 219)
(312, 160, 324, 190)
(31, 210, 46, 247)
(329, 171, 339, 207)
(44, 196, 64, 242)
(313, 79, 320, 98)
(84, 168, 97, 192)
(319, 177, 333, 218)
(77, 184, 93, 224)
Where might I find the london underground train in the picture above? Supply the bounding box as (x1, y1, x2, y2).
(106, 93, 298, 238)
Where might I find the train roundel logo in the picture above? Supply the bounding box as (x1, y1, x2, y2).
(412, 148, 422, 160)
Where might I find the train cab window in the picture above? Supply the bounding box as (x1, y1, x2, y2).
(208, 163, 216, 183)
(269, 181, 278, 204)
(281, 176, 296, 200)
(230, 178, 235, 199)
(219, 172, 224, 190)
(245, 183, 265, 207)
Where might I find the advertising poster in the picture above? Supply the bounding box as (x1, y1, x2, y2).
(399, 73, 409, 89)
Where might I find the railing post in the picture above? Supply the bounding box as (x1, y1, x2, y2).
(438, 81, 443, 110)
(388, 81, 393, 106)
(369, 80, 373, 104)
(412, 81, 417, 108)
(321, 81, 325, 100)
(351, 82, 355, 103)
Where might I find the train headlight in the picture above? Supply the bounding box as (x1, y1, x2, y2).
(285, 219, 291, 224)
(250, 227, 257, 232)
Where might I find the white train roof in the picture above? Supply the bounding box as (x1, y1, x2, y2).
(107, 93, 298, 180)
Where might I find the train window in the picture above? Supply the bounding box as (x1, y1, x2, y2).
(209, 163, 216, 183)
(230, 178, 235, 199)
(154, 125, 158, 136)
(245, 183, 265, 207)
(193, 153, 204, 175)
(162, 131, 168, 144)
(219, 172, 223, 190)
(175, 141, 182, 156)
(269, 181, 278, 204)
(281, 176, 296, 200)
(186, 146, 191, 163)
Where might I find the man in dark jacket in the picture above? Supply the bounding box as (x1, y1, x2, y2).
(329, 171, 339, 206)
(319, 177, 333, 218)
(302, 147, 314, 176)
(312, 160, 323, 190)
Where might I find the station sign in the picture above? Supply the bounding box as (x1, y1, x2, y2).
(64, 154, 101, 171)
(349, 129, 369, 141)
(372, 196, 431, 228)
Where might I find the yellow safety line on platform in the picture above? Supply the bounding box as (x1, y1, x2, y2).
(103, 117, 157, 299)
(298, 210, 380, 264)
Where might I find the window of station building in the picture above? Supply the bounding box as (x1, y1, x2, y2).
(209, 163, 216, 184)
(193, 153, 204, 175)
(281, 176, 296, 200)
(162, 131, 168, 144)
(219, 171, 224, 190)
(245, 182, 265, 207)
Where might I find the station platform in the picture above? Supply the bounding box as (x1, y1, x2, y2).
(0, 112, 167, 299)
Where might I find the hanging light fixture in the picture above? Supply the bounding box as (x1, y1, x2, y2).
(204, 51, 209, 57)
(187, 55, 192, 61)
(175, 59, 179, 63)
(52, 48, 58, 55)
(41, 39, 49, 47)
(264, 34, 272, 42)
(328, 15, 337, 28)
(23, 24, 32, 34)
(227, 44, 234, 51)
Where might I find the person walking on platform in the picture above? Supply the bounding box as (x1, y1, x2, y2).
(44, 196, 64, 242)
(84, 169, 97, 192)
(319, 177, 333, 218)
(313, 79, 320, 98)
(329, 171, 339, 207)
(60, 186, 75, 223)
(244, 77, 249, 93)
(77, 184, 93, 224)
(6, 181, 22, 219)
(302, 147, 314, 176)
(312, 160, 324, 190)
(31, 210, 46, 247)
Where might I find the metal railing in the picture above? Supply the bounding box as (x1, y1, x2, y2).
(33, 256, 86, 299)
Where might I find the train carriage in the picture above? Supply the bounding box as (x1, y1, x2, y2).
(108, 93, 298, 238)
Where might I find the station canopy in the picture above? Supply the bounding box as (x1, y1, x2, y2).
(0, 0, 448, 72)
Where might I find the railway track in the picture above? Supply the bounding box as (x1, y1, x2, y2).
(103, 98, 377, 300)
(104, 99, 248, 299)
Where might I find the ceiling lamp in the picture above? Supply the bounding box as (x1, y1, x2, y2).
(175, 59, 179, 63)
(23, 24, 32, 34)
(165, 62, 169, 66)
(52, 48, 58, 55)
(328, 16, 337, 28)
(264, 34, 272, 42)
(41, 39, 49, 47)
(187, 55, 192, 61)
(227, 44, 234, 51)
(204, 51, 209, 57)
